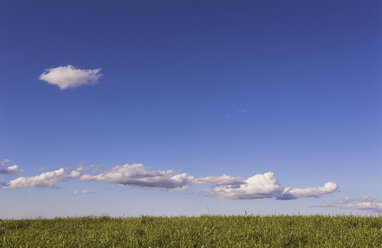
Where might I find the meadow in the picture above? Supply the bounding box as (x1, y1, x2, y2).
(0, 215, 381, 247)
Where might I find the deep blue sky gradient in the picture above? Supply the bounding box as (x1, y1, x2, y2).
(0, 0, 381, 217)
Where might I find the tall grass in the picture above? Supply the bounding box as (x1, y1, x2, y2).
(1, 215, 381, 247)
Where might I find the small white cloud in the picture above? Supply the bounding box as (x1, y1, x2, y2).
(3, 167, 82, 189)
(39, 65, 102, 90)
(0, 165, 23, 175)
(81, 163, 194, 191)
(195, 174, 242, 186)
(203, 172, 338, 200)
(338, 196, 352, 204)
(0, 159, 23, 175)
(72, 189, 94, 195)
(337, 196, 375, 204)
(360, 195, 374, 202)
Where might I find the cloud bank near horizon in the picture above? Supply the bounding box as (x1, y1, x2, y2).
(2, 162, 338, 200)
(39, 65, 102, 90)
(315, 196, 382, 212)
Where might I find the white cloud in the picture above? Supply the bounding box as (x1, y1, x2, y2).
(39, 65, 102, 90)
(73, 189, 94, 195)
(195, 174, 242, 186)
(316, 196, 382, 212)
(81, 163, 194, 191)
(0, 159, 23, 175)
(203, 172, 283, 199)
(360, 195, 375, 202)
(202, 172, 338, 200)
(2, 161, 338, 202)
(337, 196, 352, 204)
(342, 201, 382, 212)
(278, 182, 338, 200)
(3, 167, 82, 189)
(337, 196, 375, 204)
(0, 165, 23, 175)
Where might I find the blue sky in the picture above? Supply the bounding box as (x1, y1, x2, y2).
(0, 0, 381, 218)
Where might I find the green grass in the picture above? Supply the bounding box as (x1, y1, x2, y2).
(1, 215, 381, 247)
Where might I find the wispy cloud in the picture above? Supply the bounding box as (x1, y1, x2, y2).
(0, 159, 23, 175)
(194, 174, 243, 186)
(314, 196, 382, 212)
(236, 109, 248, 113)
(3, 167, 83, 189)
(314, 203, 337, 208)
(337, 195, 374, 204)
(81, 163, 194, 192)
(72, 189, 94, 195)
(0, 159, 11, 167)
(202, 172, 338, 200)
(337, 196, 352, 204)
(341, 201, 382, 212)
(39, 65, 102, 90)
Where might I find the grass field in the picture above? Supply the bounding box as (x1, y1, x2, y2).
(1, 215, 381, 247)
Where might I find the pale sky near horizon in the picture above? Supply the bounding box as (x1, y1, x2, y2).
(1, 0, 381, 218)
